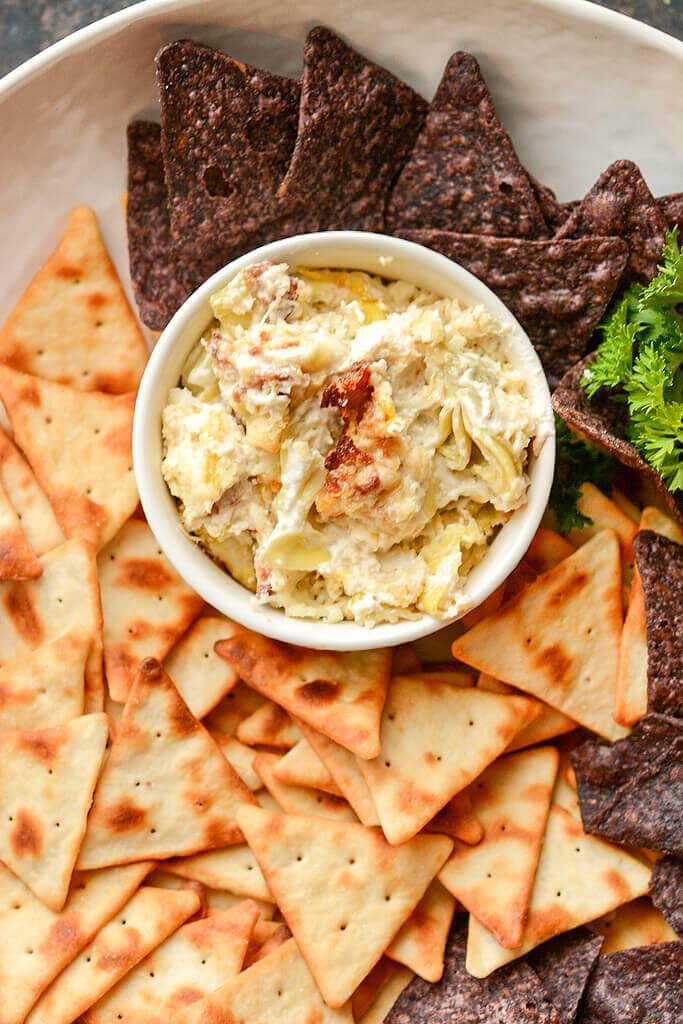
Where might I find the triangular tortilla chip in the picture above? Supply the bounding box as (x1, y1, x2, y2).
(465, 804, 651, 977)
(77, 660, 257, 869)
(0, 713, 109, 910)
(236, 700, 301, 749)
(204, 682, 265, 736)
(577, 941, 681, 1024)
(634, 531, 683, 718)
(254, 751, 357, 822)
(439, 746, 559, 948)
(0, 366, 138, 550)
(25, 886, 201, 1024)
(84, 900, 260, 1023)
(649, 855, 683, 937)
(615, 569, 647, 726)
(164, 616, 239, 718)
(164, 844, 271, 901)
(385, 880, 456, 982)
(452, 531, 628, 740)
(237, 805, 452, 1007)
(273, 738, 343, 796)
(296, 721, 380, 826)
(0, 478, 42, 579)
(0, 859, 152, 1024)
(212, 732, 261, 790)
(588, 896, 677, 953)
(216, 628, 391, 759)
(98, 520, 205, 701)
(0, 429, 64, 555)
(424, 788, 484, 846)
(358, 675, 539, 843)
(0, 206, 147, 392)
(0, 540, 104, 712)
(0, 629, 90, 729)
(527, 928, 604, 1024)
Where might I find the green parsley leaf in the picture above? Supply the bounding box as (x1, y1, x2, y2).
(549, 415, 616, 534)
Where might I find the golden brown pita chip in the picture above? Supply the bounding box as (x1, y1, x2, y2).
(25, 886, 201, 1024)
(211, 732, 261, 790)
(453, 531, 628, 740)
(525, 527, 575, 573)
(237, 805, 453, 1008)
(0, 366, 138, 550)
(296, 721, 381, 826)
(246, 922, 291, 967)
(0, 713, 109, 910)
(615, 569, 647, 727)
(358, 675, 539, 844)
(204, 682, 265, 736)
(0, 629, 90, 730)
(165, 845, 271, 902)
(83, 900, 260, 1023)
(0, 206, 147, 392)
(358, 966, 414, 1024)
(236, 700, 301, 749)
(439, 746, 558, 949)
(215, 628, 391, 759)
(98, 520, 204, 701)
(0, 859, 152, 1024)
(385, 881, 456, 983)
(392, 646, 422, 674)
(588, 896, 678, 953)
(77, 660, 257, 869)
(0, 477, 42, 579)
(254, 751, 358, 822)
(424, 788, 484, 846)
(567, 484, 638, 570)
(145, 869, 276, 920)
(0, 429, 64, 554)
(273, 738, 343, 795)
(164, 616, 239, 718)
(476, 674, 577, 751)
(465, 804, 651, 977)
(639, 505, 683, 544)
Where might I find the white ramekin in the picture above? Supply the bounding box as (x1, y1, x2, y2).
(133, 231, 555, 651)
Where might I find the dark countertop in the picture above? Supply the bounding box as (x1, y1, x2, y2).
(0, 0, 680, 77)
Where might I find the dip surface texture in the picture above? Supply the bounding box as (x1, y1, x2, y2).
(161, 261, 540, 624)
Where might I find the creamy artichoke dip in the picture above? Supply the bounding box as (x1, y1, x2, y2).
(161, 261, 542, 625)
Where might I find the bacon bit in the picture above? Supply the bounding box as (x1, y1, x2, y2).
(255, 566, 273, 598)
(321, 362, 373, 422)
(316, 438, 381, 518)
(243, 263, 266, 292)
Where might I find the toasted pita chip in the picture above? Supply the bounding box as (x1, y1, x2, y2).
(351, 957, 397, 1021)
(452, 531, 627, 740)
(615, 569, 647, 726)
(216, 629, 391, 759)
(0, 629, 90, 730)
(165, 845, 272, 902)
(84, 900, 259, 1023)
(439, 747, 558, 948)
(358, 964, 414, 1024)
(0, 207, 147, 392)
(146, 869, 276, 920)
(172, 938, 353, 1024)
(0, 367, 138, 550)
(571, 712, 682, 857)
(236, 700, 302, 749)
(98, 520, 204, 701)
(460, 581, 507, 630)
(0, 478, 42, 579)
(476, 674, 577, 751)
(385, 881, 456, 982)
(649, 856, 683, 937)
(0, 859, 152, 1024)
(527, 928, 603, 1024)
(634, 531, 682, 718)
(212, 733, 261, 790)
(25, 886, 201, 1024)
(358, 675, 539, 844)
(465, 804, 651, 977)
(424, 788, 484, 846)
(578, 942, 682, 1024)
(77, 660, 257, 869)
(0, 539, 104, 712)
(237, 805, 452, 1008)
(0, 429, 64, 554)
(639, 505, 683, 544)
(610, 486, 641, 522)
(164, 616, 239, 718)
(254, 751, 358, 822)
(296, 721, 381, 826)
(0, 713, 109, 910)
(525, 528, 575, 574)
(205, 682, 265, 737)
(392, 646, 422, 675)
(588, 896, 677, 953)
(247, 923, 291, 966)
(274, 738, 343, 796)
(568, 483, 638, 574)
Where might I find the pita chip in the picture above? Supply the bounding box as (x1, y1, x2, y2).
(212, 733, 261, 790)
(0, 429, 64, 555)
(236, 700, 302, 749)
(0, 366, 138, 550)
(476, 674, 576, 750)
(215, 627, 391, 759)
(465, 804, 651, 977)
(204, 682, 265, 737)
(439, 746, 559, 948)
(0, 206, 148, 392)
(452, 531, 628, 740)
(172, 938, 354, 1024)
(98, 520, 204, 701)
(0, 477, 42, 579)
(525, 528, 575, 574)
(274, 738, 343, 795)
(0, 713, 109, 910)
(84, 900, 260, 1024)
(254, 751, 358, 822)
(385, 881, 456, 982)
(0, 539, 104, 711)
(0, 629, 90, 730)
(424, 788, 484, 846)
(244, 922, 291, 967)
(25, 886, 201, 1024)
(164, 616, 239, 718)
(358, 675, 539, 844)
(615, 569, 648, 726)
(588, 896, 677, 953)
(357, 964, 414, 1024)
(77, 660, 257, 870)
(296, 721, 380, 826)
(237, 804, 452, 1007)
(165, 845, 272, 901)
(639, 505, 683, 544)
(567, 483, 638, 570)
(0, 859, 152, 1024)
(146, 869, 276, 919)
(392, 646, 422, 674)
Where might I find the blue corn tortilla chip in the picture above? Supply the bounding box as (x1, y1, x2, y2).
(658, 193, 683, 232)
(527, 176, 577, 234)
(386, 52, 548, 239)
(576, 943, 682, 1023)
(649, 856, 683, 937)
(528, 929, 604, 1024)
(571, 712, 683, 857)
(277, 26, 428, 232)
(634, 531, 683, 718)
(556, 160, 667, 284)
(397, 231, 627, 387)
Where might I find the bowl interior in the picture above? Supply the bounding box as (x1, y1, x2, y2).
(134, 231, 554, 650)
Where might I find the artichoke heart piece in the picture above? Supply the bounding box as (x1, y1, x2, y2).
(298, 267, 387, 323)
